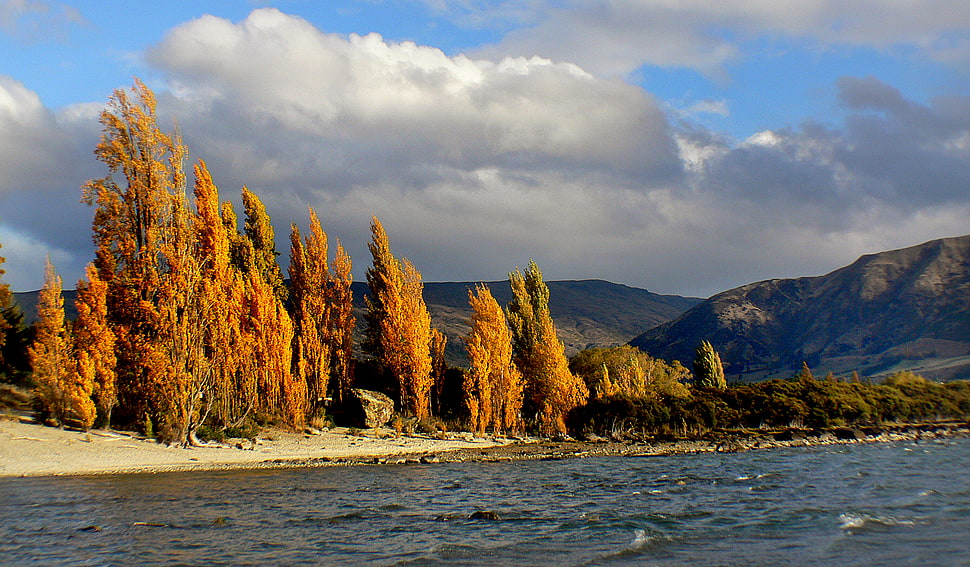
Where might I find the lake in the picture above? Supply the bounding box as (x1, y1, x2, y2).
(3, 437, 969, 565)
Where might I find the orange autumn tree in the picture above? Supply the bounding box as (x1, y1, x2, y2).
(289, 209, 332, 413)
(289, 207, 356, 413)
(73, 264, 117, 427)
(192, 161, 252, 430)
(328, 239, 355, 406)
(464, 284, 523, 435)
(30, 259, 96, 429)
(364, 217, 433, 419)
(82, 78, 188, 432)
(507, 260, 588, 434)
(234, 187, 305, 427)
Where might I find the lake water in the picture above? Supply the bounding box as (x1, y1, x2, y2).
(3, 437, 970, 566)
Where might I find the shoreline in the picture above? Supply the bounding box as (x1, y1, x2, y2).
(2, 416, 968, 478)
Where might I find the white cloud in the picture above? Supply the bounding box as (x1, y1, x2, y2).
(455, 0, 970, 76)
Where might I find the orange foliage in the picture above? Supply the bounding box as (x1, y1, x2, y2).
(31, 260, 96, 428)
(507, 261, 588, 434)
(73, 264, 116, 426)
(365, 217, 433, 419)
(464, 284, 523, 435)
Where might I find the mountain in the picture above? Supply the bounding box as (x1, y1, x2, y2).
(351, 279, 700, 365)
(14, 280, 700, 367)
(416, 280, 701, 364)
(630, 235, 970, 381)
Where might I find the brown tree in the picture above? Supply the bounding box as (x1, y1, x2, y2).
(507, 260, 588, 434)
(364, 217, 433, 419)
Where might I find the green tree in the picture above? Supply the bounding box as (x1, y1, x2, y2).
(507, 260, 588, 434)
(241, 186, 287, 302)
(693, 340, 726, 389)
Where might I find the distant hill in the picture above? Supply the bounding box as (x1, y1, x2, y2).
(14, 280, 700, 367)
(630, 235, 970, 381)
(416, 280, 701, 365)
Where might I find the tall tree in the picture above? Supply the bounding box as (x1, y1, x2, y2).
(241, 186, 286, 302)
(464, 284, 523, 435)
(81, 78, 188, 431)
(693, 340, 726, 389)
(193, 161, 250, 431)
(289, 212, 331, 412)
(328, 240, 355, 406)
(364, 217, 433, 419)
(289, 207, 356, 412)
(30, 260, 96, 428)
(73, 264, 117, 426)
(507, 260, 588, 434)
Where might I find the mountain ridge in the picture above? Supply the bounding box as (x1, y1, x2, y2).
(630, 234, 970, 381)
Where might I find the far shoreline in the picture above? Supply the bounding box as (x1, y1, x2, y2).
(2, 416, 968, 479)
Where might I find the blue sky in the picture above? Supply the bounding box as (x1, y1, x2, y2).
(2, 1, 970, 297)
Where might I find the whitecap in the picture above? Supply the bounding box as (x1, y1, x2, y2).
(839, 513, 916, 532)
(630, 529, 651, 550)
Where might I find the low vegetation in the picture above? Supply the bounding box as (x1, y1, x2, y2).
(567, 370, 970, 439)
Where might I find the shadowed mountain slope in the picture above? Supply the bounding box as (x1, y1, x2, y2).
(15, 280, 699, 368)
(630, 235, 970, 381)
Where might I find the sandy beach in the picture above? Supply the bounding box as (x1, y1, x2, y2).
(4, 413, 968, 478)
(0, 417, 514, 477)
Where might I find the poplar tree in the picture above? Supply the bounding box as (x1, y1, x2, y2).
(290, 207, 356, 412)
(31, 260, 96, 428)
(507, 260, 588, 434)
(328, 240, 355, 406)
(290, 210, 332, 412)
(73, 264, 116, 426)
(364, 217, 433, 419)
(693, 340, 726, 389)
(193, 161, 249, 430)
(464, 284, 523, 435)
(82, 78, 188, 431)
(242, 186, 286, 302)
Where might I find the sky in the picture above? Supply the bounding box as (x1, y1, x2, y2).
(1, 1, 970, 298)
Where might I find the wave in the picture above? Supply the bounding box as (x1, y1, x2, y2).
(838, 513, 916, 532)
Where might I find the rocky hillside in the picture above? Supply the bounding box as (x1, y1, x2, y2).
(630, 235, 970, 381)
